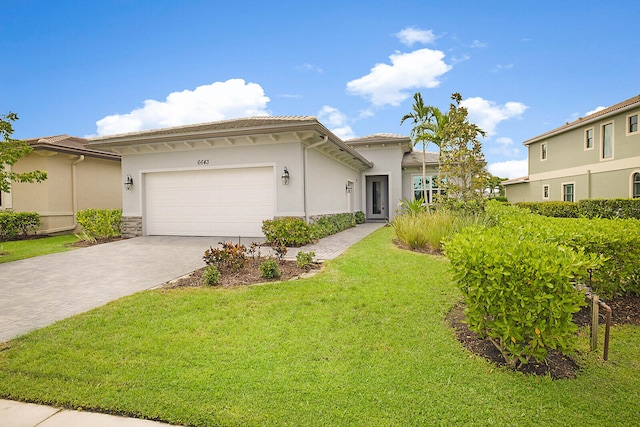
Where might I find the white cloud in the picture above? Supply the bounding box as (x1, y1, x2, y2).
(585, 106, 606, 116)
(395, 27, 436, 46)
(346, 49, 452, 106)
(488, 136, 521, 157)
(460, 97, 528, 136)
(95, 79, 270, 136)
(297, 63, 323, 73)
(317, 105, 356, 140)
(492, 63, 514, 73)
(470, 39, 487, 48)
(488, 159, 528, 179)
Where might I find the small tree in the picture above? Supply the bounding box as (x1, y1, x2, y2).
(439, 93, 488, 204)
(485, 173, 507, 197)
(1, 112, 47, 193)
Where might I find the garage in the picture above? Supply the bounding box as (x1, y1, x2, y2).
(145, 167, 274, 237)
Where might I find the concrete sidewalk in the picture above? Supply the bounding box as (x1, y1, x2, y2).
(0, 222, 384, 427)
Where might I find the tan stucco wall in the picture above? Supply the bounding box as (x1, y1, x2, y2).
(511, 105, 640, 202)
(6, 151, 121, 233)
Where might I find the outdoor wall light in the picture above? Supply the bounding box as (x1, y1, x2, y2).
(346, 182, 353, 193)
(281, 167, 290, 185)
(124, 174, 134, 190)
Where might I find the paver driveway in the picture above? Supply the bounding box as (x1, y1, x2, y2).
(0, 236, 230, 342)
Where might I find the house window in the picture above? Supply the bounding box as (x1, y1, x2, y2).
(633, 173, 640, 198)
(543, 185, 549, 200)
(541, 143, 547, 160)
(629, 114, 638, 134)
(585, 128, 594, 149)
(563, 183, 574, 202)
(413, 175, 443, 203)
(602, 122, 613, 159)
(413, 175, 430, 203)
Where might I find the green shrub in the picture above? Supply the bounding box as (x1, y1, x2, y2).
(201, 265, 221, 286)
(397, 198, 426, 216)
(259, 259, 281, 279)
(0, 212, 40, 241)
(76, 209, 122, 239)
(354, 211, 366, 224)
(515, 201, 579, 218)
(445, 226, 601, 367)
(578, 198, 640, 219)
(262, 217, 313, 247)
(203, 242, 246, 270)
(484, 201, 640, 297)
(310, 213, 356, 239)
(296, 251, 315, 268)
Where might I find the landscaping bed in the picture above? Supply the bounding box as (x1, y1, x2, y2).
(161, 259, 321, 288)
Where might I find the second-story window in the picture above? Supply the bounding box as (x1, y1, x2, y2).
(602, 123, 613, 159)
(541, 142, 547, 160)
(629, 114, 638, 134)
(585, 128, 594, 149)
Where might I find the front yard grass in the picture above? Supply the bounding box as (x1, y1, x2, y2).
(0, 227, 638, 426)
(0, 234, 79, 263)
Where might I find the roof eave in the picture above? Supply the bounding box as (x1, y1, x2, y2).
(523, 97, 640, 145)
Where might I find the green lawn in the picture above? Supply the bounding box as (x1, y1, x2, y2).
(0, 228, 638, 426)
(0, 234, 79, 263)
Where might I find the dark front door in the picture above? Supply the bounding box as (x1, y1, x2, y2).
(366, 175, 389, 221)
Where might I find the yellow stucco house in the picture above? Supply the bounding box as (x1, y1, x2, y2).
(0, 135, 121, 234)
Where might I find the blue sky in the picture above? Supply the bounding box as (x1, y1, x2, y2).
(2, 0, 638, 178)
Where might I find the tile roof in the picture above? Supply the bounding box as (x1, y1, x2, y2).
(524, 94, 640, 145)
(401, 151, 439, 167)
(25, 134, 120, 160)
(89, 116, 318, 141)
(346, 133, 408, 143)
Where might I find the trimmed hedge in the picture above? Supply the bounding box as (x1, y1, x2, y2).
(515, 201, 579, 218)
(516, 198, 640, 219)
(0, 211, 41, 241)
(579, 198, 640, 219)
(76, 209, 122, 239)
(484, 201, 640, 297)
(262, 213, 358, 246)
(310, 213, 356, 240)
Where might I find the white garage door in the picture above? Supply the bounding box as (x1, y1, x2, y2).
(145, 167, 274, 237)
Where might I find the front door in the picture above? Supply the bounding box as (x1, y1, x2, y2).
(366, 175, 389, 221)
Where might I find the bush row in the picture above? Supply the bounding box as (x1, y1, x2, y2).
(0, 212, 41, 241)
(516, 198, 640, 219)
(76, 209, 122, 240)
(484, 202, 640, 298)
(262, 211, 363, 246)
(445, 201, 640, 366)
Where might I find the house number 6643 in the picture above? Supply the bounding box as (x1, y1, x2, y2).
(197, 159, 210, 165)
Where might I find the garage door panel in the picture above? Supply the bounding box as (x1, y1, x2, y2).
(145, 167, 274, 237)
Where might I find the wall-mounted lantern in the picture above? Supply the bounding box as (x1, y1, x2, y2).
(124, 174, 134, 190)
(281, 167, 290, 185)
(346, 181, 353, 193)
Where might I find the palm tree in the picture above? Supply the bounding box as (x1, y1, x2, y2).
(400, 93, 448, 212)
(423, 107, 448, 202)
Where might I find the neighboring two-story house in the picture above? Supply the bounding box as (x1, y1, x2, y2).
(504, 95, 640, 202)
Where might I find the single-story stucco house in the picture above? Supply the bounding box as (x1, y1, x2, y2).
(88, 116, 438, 238)
(1, 135, 122, 234)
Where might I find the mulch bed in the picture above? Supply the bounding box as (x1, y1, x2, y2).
(447, 304, 580, 379)
(447, 295, 640, 380)
(161, 258, 321, 289)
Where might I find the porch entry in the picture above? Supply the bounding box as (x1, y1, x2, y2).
(365, 175, 389, 221)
